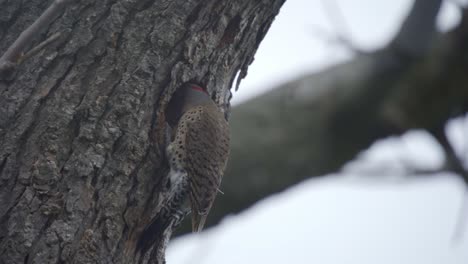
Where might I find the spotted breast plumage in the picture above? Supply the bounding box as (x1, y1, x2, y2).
(169, 101, 230, 231)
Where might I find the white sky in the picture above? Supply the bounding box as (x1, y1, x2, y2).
(167, 1, 468, 263)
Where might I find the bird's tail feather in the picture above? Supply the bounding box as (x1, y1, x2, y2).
(191, 212, 207, 233)
(136, 170, 190, 255)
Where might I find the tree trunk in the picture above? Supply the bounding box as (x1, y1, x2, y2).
(0, 0, 284, 263)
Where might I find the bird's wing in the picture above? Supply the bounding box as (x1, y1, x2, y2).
(183, 103, 230, 216)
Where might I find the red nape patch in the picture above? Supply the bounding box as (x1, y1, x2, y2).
(190, 84, 208, 94)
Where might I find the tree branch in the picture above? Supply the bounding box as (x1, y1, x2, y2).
(0, 0, 71, 79)
(188, 0, 468, 232)
(18, 32, 62, 64)
(391, 0, 442, 57)
(319, 0, 363, 54)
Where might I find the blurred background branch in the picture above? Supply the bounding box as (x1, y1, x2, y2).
(182, 0, 468, 232)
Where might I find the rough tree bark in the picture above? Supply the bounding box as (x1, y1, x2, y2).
(0, 0, 285, 263)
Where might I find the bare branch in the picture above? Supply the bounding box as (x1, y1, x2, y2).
(18, 32, 62, 64)
(200, 0, 461, 231)
(429, 124, 468, 243)
(391, 0, 442, 57)
(0, 0, 71, 77)
(452, 191, 468, 243)
(430, 126, 468, 184)
(319, 0, 364, 54)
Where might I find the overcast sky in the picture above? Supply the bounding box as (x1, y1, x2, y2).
(167, 1, 468, 263)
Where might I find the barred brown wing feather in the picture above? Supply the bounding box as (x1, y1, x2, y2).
(184, 103, 230, 216)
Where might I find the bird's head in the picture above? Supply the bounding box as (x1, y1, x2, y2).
(165, 83, 210, 127)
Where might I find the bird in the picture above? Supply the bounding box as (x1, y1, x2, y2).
(136, 83, 230, 255)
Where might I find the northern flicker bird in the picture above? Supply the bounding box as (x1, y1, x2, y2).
(136, 83, 230, 255)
